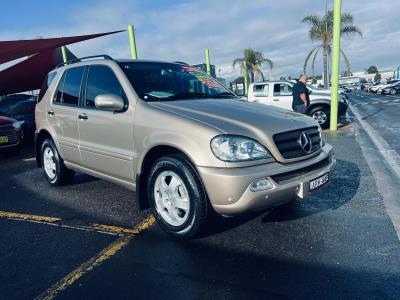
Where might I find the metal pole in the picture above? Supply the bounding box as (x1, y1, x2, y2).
(205, 48, 211, 76)
(61, 46, 68, 63)
(128, 25, 138, 59)
(243, 61, 248, 95)
(330, 0, 341, 131)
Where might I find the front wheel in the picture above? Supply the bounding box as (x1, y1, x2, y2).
(41, 138, 75, 186)
(309, 106, 330, 129)
(390, 89, 397, 95)
(147, 154, 208, 239)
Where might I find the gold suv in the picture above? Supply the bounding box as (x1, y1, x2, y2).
(35, 56, 335, 238)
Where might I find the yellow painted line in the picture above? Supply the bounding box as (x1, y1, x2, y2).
(35, 215, 155, 300)
(0, 210, 154, 236)
(0, 211, 61, 223)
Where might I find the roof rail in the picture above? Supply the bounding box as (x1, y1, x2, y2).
(56, 54, 113, 68)
(174, 61, 189, 66)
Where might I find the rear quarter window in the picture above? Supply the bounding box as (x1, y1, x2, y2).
(38, 71, 57, 103)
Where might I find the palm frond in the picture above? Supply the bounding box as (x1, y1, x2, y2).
(341, 25, 362, 37)
(232, 58, 244, 69)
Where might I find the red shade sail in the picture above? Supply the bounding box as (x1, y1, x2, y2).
(0, 30, 124, 64)
(0, 47, 76, 95)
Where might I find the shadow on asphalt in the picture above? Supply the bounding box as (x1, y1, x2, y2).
(262, 159, 359, 222)
(197, 159, 360, 237)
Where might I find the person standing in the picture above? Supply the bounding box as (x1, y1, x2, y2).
(292, 74, 310, 114)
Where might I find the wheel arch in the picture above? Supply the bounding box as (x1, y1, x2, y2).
(35, 129, 53, 168)
(136, 145, 195, 210)
(307, 102, 330, 114)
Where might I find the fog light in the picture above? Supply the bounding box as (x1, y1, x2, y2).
(249, 178, 273, 192)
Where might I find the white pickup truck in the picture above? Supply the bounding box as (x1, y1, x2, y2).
(247, 81, 348, 128)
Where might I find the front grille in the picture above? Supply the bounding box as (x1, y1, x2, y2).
(273, 127, 321, 159)
(0, 127, 21, 145)
(271, 156, 332, 184)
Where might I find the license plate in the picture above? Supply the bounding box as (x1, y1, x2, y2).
(0, 136, 8, 143)
(309, 173, 329, 191)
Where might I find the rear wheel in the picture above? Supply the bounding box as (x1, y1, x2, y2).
(309, 106, 330, 129)
(147, 154, 208, 239)
(41, 138, 75, 186)
(390, 89, 397, 95)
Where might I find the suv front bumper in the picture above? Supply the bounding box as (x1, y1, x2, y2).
(197, 144, 335, 216)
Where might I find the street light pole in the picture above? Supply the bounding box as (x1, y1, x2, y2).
(330, 0, 341, 131)
(128, 25, 138, 60)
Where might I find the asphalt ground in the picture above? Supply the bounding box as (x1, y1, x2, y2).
(349, 91, 400, 155)
(1, 102, 400, 299)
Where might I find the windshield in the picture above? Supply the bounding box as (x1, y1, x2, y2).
(118, 62, 235, 101)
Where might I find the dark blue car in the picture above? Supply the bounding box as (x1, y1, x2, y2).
(5, 99, 37, 143)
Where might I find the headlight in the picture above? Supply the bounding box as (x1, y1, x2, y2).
(12, 120, 24, 129)
(211, 135, 273, 162)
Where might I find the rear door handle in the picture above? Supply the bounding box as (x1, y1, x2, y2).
(78, 113, 88, 120)
(273, 99, 280, 101)
(47, 111, 55, 116)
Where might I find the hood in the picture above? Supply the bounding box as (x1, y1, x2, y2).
(149, 98, 318, 154)
(0, 116, 16, 125)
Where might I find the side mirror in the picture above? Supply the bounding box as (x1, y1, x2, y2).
(94, 94, 125, 111)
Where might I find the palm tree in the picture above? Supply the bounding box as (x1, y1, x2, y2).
(302, 10, 362, 88)
(232, 48, 273, 83)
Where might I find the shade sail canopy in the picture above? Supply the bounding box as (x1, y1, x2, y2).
(0, 30, 124, 64)
(0, 47, 76, 95)
(0, 30, 125, 95)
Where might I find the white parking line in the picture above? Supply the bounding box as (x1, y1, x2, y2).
(350, 104, 400, 240)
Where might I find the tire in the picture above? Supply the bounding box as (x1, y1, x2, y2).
(390, 89, 397, 95)
(308, 106, 330, 129)
(147, 154, 208, 239)
(41, 138, 75, 186)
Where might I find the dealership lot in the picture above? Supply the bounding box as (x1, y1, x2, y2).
(1, 114, 400, 299)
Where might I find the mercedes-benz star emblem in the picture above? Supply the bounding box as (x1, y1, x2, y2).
(298, 132, 313, 154)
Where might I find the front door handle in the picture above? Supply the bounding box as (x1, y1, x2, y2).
(273, 99, 280, 101)
(47, 111, 55, 116)
(78, 113, 88, 120)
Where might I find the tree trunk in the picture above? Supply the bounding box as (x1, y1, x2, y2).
(323, 45, 329, 88)
(250, 71, 254, 83)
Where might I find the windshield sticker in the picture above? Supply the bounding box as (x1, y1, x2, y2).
(181, 66, 222, 88)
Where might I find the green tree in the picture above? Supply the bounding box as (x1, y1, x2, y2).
(302, 10, 362, 88)
(374, 72, 381, 82)
(367, 65, 378, 74)
(233, 48, 273, 83)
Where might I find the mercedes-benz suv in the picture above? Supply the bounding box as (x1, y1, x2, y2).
(35, 55, 336, 238)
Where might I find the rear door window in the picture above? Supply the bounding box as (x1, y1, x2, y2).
(54, 67, 85, 106)
(273, 83, 292, 96)
(84, 65, 127, 109)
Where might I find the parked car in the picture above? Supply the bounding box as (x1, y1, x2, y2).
(382, 80, 400, 95)
(35, 56, 335, 238)
(370, 83, 385, 93)
(0, 116, 24, 153)
(0, 94, 33, 115)
(5, 99, 37, 143)
(383, 84, 400, 95)
(247, 81, 348, 128)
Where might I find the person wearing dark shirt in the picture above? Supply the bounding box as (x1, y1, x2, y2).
(292, 74, 310, 114)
